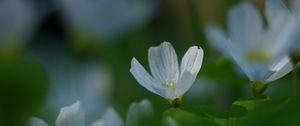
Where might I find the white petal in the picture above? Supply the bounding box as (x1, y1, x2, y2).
(226, 41, 254, 80)
(130, 58, 161, 95)
(148, 41, 179, 84)
(266, 56, 294, 82)
(264, 0, 298, 57)
(266, 0, 290, 27)
(55, 101, 85, 126)
(176, 71, 198, 96)
(180, 47, 204, 74)
(29, 117, 49, 126)
(130, 58, 175, 99)
(125, 99, 153, 126)
(265, 16, 299, 58)
(205, 24, 229, 53)
(176, 46, 203, 96)
(228, 2, 263, 48)
(90, 108, 124, 126)
(291, 0, 300, 13)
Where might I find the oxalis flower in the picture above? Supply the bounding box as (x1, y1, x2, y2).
(130, 41, 203, 106)
(206, 0, 297, 96)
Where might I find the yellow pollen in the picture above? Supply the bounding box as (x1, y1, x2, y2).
(245, 51, 270, 63)
(165, 80, 176, 91)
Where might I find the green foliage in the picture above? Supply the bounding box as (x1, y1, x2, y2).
(231, 96, 291, 126)
(164, 108, 218, 126)
(0, 55, 48, 126)
(164, 96, 291, 126)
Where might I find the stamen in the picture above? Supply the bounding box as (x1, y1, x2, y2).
(245, 50, 270, 63)
(164, 79, 176, 91)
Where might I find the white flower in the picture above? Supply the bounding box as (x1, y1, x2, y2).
(130, 41, 204, 100)
(206, 0, 296, 84)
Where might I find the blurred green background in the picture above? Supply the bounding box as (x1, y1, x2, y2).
(0, 0, 299, 126)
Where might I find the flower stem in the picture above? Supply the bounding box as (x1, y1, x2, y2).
(292, 66, 299, 100)
(168, 97, 182, 108)
(290, 51, 300, 65)
(290, 51, 300, 101)
(250, 81, 268, 97)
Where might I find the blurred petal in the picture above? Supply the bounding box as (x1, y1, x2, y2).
(264, 0, 298, 57)
(291, 0, 300, 13)
(91, 108, 124, 126)
(148, 42, 179, 84)
(90, 121, 106, 126)
(29, 117, 49, 126)
(126, 99, 153, 126)
(265, 16, 299, 58)
(266, 56, 294, 82)
(163, 117, 177, 126)
(228, 2, 263, 47)
(227, 40, 256, 80)
(177, 46, 203, 96)
(205, 24, 229, 53)
(55, 101, 85, 126)
(265, 0, 289, 27)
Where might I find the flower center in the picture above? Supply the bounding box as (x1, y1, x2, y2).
(164, 79, 176, 91)
(250, 81, 268, 97)
(245, 50, 270, 63)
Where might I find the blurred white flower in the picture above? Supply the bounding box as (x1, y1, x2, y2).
(91, 99, 154, 126)
(34, 44, 114, 122)
(45, 58, 113, 121)
(130, 42, 204, 101)
(29, 117, 49, 126)
(30, 101, 85, 126)
(0, 0, 36, 54)
(30, 99, 154, 126)
(125, 99, 153, 126)
(206, 0, 296, 84)
(90, 108, 124, 126)
(56, 0, 154, 41)
(56, 101, 85, 126)
(163, 117, 177, 126)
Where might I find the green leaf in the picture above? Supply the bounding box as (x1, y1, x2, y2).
(181, 105, 228, 119)
(163, 108, 218, 126)
(180, 105, 247, 126)
(229, 96, 291, 126)
(0, 55, 48, 126)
